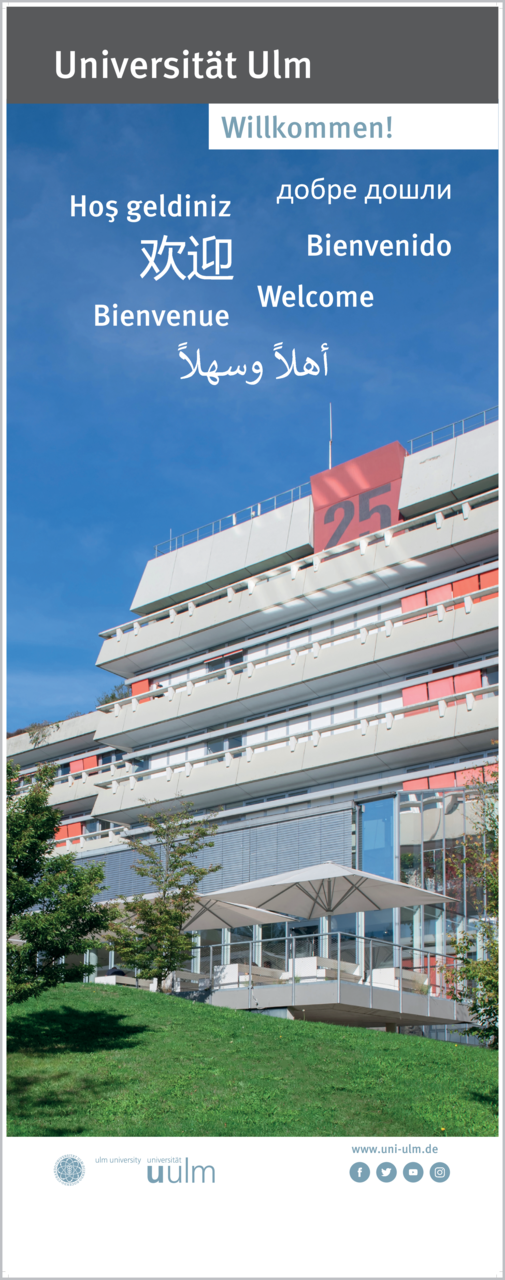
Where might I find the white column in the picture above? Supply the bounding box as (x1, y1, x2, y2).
(319, 916, 329, 959)
(413, 906, 423, 959)
(252, 925, 262, 966)
(222, 928, 231, 964)
(357, 912, 365, 978)
(191, 933, 201, 972)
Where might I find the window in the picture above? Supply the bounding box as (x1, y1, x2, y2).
(98, 750, 124, 769)
(206, 734, 243, 756)
(133, 757, 150, 773)
(206, 650, 243, 680)
(359, 796, 395, 879)
(261, 922, 287, 970)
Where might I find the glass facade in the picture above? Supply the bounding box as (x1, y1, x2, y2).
(399, 788, 482, 959)
(190, 787, 484, 974)
(261, 922, 287, 970)
(359, 796, 395, 879)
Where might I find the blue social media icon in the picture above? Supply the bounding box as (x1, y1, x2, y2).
(403, 1162, 423, 1182)
(430, 1162, 450, 1182)
(376, 1162, 397, 1182)
(349, 1162, 370, 1183)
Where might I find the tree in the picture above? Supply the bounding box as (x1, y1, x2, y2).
(7, 761, 114, 1004)
(96, 682, 129, 707)
(442, 920, 498, 1049)
(464, 762, 498, 919)
(107, 805, 220, 990)
(441, 763, 498, 1048)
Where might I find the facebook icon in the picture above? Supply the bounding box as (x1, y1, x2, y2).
(350, 1162, 370, 1182)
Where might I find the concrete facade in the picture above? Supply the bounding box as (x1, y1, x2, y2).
(9, 417, 498, 1033)
(398, 421, 499, 518)
(130, 495, 313, 614)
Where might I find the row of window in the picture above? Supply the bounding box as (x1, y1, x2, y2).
(56, 749, 124, 778)
(127, 565, 498, 701)
(126, 663, 496, 778)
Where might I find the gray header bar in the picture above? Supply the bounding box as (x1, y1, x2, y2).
(7, 6, 499, 104)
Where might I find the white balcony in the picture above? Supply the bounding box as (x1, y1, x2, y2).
(7, 710, 106, 770)
(95, 492, 498, 681)
(89, 689, 498, 824)
(209, 973, 471, 1031)
(132, 493, 314, 614)
(49, 769, 105, 814)
(94, 589, 497, 752)
(195, 934, 472, 1031)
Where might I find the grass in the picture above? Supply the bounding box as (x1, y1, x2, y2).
(7, 984, 498, 1138)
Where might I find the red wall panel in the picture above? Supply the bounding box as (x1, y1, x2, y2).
(132, 679, 149, 695)
(456, 764, 496, 785)
(453, 574, 479, 610)
(311, 441, 407, 553)
(455, 575, 479, 597)
(426, 584, 453, 607)
(454, 670, 482, 693)
(401, 591, 426, 615)
(429, 772, 456, 789)
(402, 683, 428, 717)
(480, 568, 498, 599)
(428, 676, 454, 699)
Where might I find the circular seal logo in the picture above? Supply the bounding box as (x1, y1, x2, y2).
(54, 1154, 85, 1186)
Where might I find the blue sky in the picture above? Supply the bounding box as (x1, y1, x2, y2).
(7, 105, 498, 730)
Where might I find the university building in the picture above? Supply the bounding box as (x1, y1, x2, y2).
(8, 409, 498, 1034)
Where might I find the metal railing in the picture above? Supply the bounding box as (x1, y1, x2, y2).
(153, 408, 498, 555)
(407, 406, 498, 454)
(98, 487, 498, 643)
(54, 825, 129, 851)
(94, 680, 497, 794)
(154, 483, 311, 556)
(180, 932, 466, 1018)
(51, 776, 491, 857)
(97, 581, 499, 718)
(18, 579, 498, 800)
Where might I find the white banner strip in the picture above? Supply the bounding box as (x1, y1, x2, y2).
(209, 103, 498, 150)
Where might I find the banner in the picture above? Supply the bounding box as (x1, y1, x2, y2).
(3, 5, 501, 1279)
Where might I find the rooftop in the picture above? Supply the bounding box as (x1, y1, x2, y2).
(154, 406, 498, 559)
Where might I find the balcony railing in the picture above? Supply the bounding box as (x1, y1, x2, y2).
(54, 824, 129, 851)
(97, 580, 499, 717)
(176, 933, 467, 1015)
(151, 409, 497, 557)
(406, 406, 498, 454)
(154, 483, 312, 557)
(98, 487, 498, 644)
(94, 681, 497, 795)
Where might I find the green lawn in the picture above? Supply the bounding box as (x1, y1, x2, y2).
(7, 984, 498, 1138)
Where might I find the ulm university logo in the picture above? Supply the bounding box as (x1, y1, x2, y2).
(54, 1154, 85, 1186)
(148, 1158, 215, 1184)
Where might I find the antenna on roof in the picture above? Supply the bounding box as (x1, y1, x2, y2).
(329, 403, 333, 469)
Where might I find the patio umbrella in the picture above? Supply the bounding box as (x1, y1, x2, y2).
(183, 898, 293, 932)
(202, 861, 450, 919)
